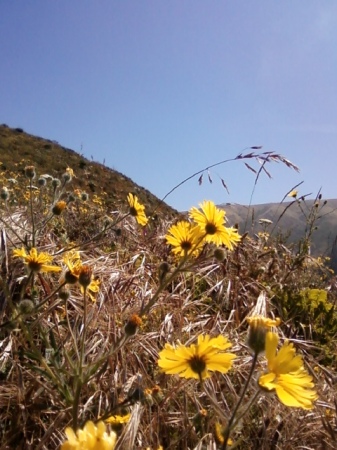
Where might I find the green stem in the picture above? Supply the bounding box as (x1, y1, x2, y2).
(72, 380, 82, 429)
(65, 298, 80, 361)
(221, 352, 258, 450)
(72, 287, 88, 427)
(34, 281, 67, 312)
(29, 179, 36, 247)
(232, 390, 260, 430)
(79, 287, 87, 372)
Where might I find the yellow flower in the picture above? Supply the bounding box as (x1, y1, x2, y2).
(83, 277, 100, 302)
(246, 316, 281, 355)
(63, 250, 82, 283)
(258, 332, 318, 409)
(105, 413, 131, 426)
(158, 334, 236, 381)
(189, 201, 241, 249)
(13, 247, 61, 273)
(288, 190, 298, 198)
(214, 422, 233, 446)
(246, 291, 281, 354)
(62, 251, 100, 301)
(105, 412, 130, 433)
(61, 420, 117, 450)
(127, 193, 148, 226)
(64, 167, 75, 181)
(166, 221, 204, 257)
(52, 200, 67, 215)
(247, 317, 281, 328)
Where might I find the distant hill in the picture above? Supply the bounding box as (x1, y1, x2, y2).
(223, 200, 337, 271)
(0, 124, 176, 218)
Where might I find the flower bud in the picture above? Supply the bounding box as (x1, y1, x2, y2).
(52, 201, 67, 216)
(59, 289, 71, 301)
(25, 166, 36, 179)
(65, 270, 78, 284)
(62, 167, 74, 183)
(81, 192, 89, 202)
(214, 248, 226, 262)
(0, 187, 9, 200)
(38, 176, 47, 187)
(78, 266, 92, 288)
(51, 178, 61, 188)
(18, 299, 35, 314)
(124, 314, 142, 336)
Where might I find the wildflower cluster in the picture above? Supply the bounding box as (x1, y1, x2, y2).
(158, 291, 318, 446)
(0, 140, 333, 449)
(166, 200, 241, 257)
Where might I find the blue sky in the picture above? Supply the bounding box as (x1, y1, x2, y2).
(1, 1, 337, 210)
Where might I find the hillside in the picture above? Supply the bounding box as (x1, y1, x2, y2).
(0, 124, 176, 218)
(222, 199, 337, 270)
(1, 124, 336, 269)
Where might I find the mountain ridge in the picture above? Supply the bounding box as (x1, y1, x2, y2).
(222, 199, 337, 270)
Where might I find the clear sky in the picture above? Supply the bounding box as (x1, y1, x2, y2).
(1, 1, 337, 210)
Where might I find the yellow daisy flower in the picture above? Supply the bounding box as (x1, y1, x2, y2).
(13, 247, 61, 273)
(62, 251, 100, 301)
(61, 420, 117, 450)
(166, 220, 204, 257)
(259, 332, 318, 409)
(127, 193, 148, 226)
(105, 413, 131, 425)
(158, 334, 236, 381)
(63, 250, 83, 283)
(189, 201, 241, 249)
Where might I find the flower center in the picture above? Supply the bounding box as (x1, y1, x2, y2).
(181, 240, 192, 251)
(28, 260, 42, 272)
(205, 223, 217, 235)
(189, 355, 206, 375)
(130, 206, 138, 217)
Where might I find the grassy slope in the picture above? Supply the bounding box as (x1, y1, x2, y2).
(0, 124, 177, 218)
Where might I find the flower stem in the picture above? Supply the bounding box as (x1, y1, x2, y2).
(72, 287, 87, 428)
(221, 352, 259, 450)
(29, 178, 36, 247)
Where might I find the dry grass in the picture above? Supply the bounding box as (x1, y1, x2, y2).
(0, 142, 336, 450)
